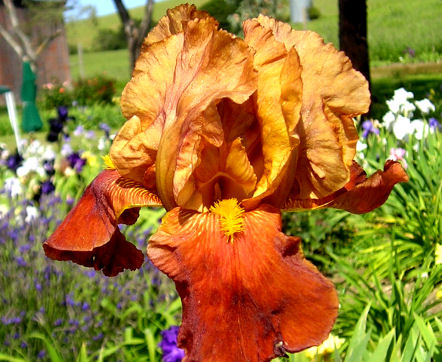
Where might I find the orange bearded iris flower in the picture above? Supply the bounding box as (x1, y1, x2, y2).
(44, 5, 408, 361)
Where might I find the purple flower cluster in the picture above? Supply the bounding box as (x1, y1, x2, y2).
(159, 326, 185, 362)
(67, 152, 86, 173)
(362, 119, 380, 138)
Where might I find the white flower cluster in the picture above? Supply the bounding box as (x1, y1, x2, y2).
(16, 140, 56, 178)
(383, 88, 436, 141)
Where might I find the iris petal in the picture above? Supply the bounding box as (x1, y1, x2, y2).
(253, 15, 370, 200)
(43, 170, 161, 275)
(147, 204, 338, 361)
(283, 160, 408, 213)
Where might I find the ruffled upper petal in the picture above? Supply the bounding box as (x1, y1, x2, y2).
(153, 17, 257, 210)
(43, 170, 161, 276)
(243, 19, 302, 203)
(143, 4, 212, 46)
(253, 15, 370, 201)
(147, 204, 338, 361)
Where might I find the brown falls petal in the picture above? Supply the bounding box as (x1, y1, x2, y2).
(43, 170, 161, 276)
(329, 160, 409, 213)
(254, 15, 370, 200)
(147, 204, 338, 361)
(283, 160, 408, 214)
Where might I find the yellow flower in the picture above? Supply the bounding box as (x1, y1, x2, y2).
(435, 244, 442, 264)
(304, 333, 345, 359)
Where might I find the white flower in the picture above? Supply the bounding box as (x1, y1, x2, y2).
(386, 88, 415, 116)
(394, 87, 414, 102)
(42, 147, 56, 160)
(415, 99, 435, 114)
(383, 111, 396, 130)
(4, 177, 22, 197)
(25, 206, 39, 223)
(392, 115, 412, 141)
(0, 204, 9, 217)
(356, 140, 367, 160)
(16, 157, 45, 177)
(98, 137, 107, 151)
(411, 119, 429, 140)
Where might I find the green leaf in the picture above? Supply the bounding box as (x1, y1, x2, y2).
(28, 332, 63, 362)
(344, 305, 371, 362)
(370, 328, 395, 361)
(76, 343, 88, 362)
(0, 354, 27, 362)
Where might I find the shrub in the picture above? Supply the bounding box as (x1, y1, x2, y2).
(93, 26, 127, 51)
(72, 75, 116, 106)
(39, 81, 73, 110)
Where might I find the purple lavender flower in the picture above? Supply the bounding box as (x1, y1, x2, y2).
(37, 350, 47, 359)
(64, 294, 76, 307)
(81, 302, 90, 311)
(92, 333, 104, 341)
(67, 152, 86, 172)
(429, 117, 441, 131)
(16, 256, 27, 267)
(34, 280, 42, 292)
(20, 341, 28, 349)
(362, 119, 380, 138)
(159, 326, 185, 362)
(85, 130, 95, 139)
(99, 122, 111, 138)
(54, 318, 63, 326)
(6, 153, 23, 172)
(57, 106, 69, 119)
(43, 160, 55, 176)
(41, 180, 56, 195)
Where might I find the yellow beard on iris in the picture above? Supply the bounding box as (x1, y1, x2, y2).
(210, 198, 245, 242)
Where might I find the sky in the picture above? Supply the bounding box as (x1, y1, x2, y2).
(65, 0, 153, 20)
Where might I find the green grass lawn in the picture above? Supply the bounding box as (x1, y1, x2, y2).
(294, 0, 441, 65)
(66, 0, 209, 51)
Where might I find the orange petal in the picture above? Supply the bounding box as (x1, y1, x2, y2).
(243, 19, 302, 201)
(43, 170, 161, 275)
(147, 205, 338, 360)
(143, 4, 212, 46)
(154, 17, 257, 210)
(283, 161, 408, 213)
(110, 115, 160, 186)
(254, 15, 369, 200)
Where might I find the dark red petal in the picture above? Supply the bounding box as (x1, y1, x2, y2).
(283, 160, 408, 214)
(44, 170, 159, 275)
(147, 204, 338, 361)
(44, 228, 143, 277)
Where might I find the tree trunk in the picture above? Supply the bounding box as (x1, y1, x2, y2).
(112, 0, 154, 74)
(338, 0, 370, 86)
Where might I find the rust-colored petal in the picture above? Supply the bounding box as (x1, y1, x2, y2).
(283, 161, 408, 214)
(43, 170, 161, 276)
(254, 15, 369, 200)
(147, 204, 338, 361)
